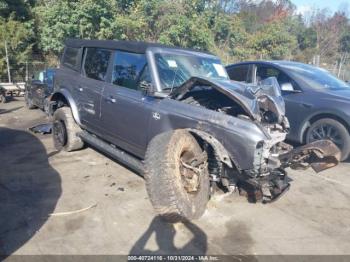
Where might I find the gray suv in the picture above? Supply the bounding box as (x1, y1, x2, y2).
(49, 39, 340, 222)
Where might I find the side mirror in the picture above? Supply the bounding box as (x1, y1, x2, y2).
(281, 82, 294, 91)
(139, 81, 153, 95)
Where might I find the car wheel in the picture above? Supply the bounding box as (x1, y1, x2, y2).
(25, 92, 37, 109)
(52, 107, 84, 152)
(144, 130, 210, 222)
(0, 94, 7, 103)
(306, 118, 350, 161)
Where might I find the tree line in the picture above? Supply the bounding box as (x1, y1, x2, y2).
(0, 0, 349, 82)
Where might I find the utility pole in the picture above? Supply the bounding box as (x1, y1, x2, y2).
(4, 40, 11, 83)
(25, 61, 28, 82)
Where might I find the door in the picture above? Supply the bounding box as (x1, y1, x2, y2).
(100, 50, 153, 157)
(78, 47, 112, 133)
(255, 64, 305, 140)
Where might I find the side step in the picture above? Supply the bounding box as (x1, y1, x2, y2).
(79, 131, 144, 174)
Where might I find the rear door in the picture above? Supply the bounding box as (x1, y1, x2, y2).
(100, 50, 153, 157)
(79, 47, 112, 133)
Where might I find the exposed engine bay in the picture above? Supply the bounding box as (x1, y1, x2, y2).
(172, 76, 341, 203)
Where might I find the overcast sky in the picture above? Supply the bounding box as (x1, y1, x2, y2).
(293, 0, 350, 15)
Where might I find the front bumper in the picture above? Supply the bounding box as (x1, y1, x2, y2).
(238, 139, 341, 203)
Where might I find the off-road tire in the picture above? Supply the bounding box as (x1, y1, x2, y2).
(0, 94, 7, 103)
(144, 130, 210, 222)
(52, 107, 84, 152)
(306, 118, 350, 161)
(25, 92, 36, 109)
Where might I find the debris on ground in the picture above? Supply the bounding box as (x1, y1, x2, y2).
(49, 204, 97, 217)
(28, 123, 52, 134)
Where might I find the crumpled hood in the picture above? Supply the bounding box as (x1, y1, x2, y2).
(171, 76, 286, 122)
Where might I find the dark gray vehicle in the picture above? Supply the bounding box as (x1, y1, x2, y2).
(226, 61, 350, 161)
(25, 69, 55, 113)
(49, 39, 340, 221)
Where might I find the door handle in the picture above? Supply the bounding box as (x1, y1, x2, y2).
(106, 96, 116, 103)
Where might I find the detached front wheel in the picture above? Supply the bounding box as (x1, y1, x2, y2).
(306, 118, 350, 161)
(52, 107, 84, 152)
(144, 130, 210, 222)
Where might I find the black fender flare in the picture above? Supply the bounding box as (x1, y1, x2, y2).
(186, 129, 235, 169)
(50, 89, 81, 126)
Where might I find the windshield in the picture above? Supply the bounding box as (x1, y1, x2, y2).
(154, 52, 228, 90)
(281, 63, 349, 90)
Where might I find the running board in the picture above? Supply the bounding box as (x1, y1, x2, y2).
(78, 131, 144, 174)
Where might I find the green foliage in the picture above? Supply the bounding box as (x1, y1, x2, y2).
(35, 0, 114, 53)
(249, 22, 297, 59)
(0, 15, 34, 80)
(0, 0, 349, 81)
(340, 30, 350, 53)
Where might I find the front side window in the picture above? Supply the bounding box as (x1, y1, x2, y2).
(112, 51, 147, 90)
(154, 52, 228, 91)
(281, 63, 350, 91)
(257, 65, 297, 91)
(84, 48, 111, 81)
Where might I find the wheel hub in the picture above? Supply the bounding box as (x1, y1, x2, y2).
(53, 120, 67, 146)
(179, 151, 207, 193)
(310, 124, 342, 148)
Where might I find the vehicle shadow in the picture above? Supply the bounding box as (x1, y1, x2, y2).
(0, 127, 61, 256)
(0, 106, 24, 115)
(129, 216, 207, 255)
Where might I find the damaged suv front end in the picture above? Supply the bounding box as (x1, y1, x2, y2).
(146, 47, 340, 203)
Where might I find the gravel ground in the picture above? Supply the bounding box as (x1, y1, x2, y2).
(1, 97, 350, 256)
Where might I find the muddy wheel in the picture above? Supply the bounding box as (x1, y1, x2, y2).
(0, 94, 7, 103)
(25, 92, 36, 109)
(144, 130, 210, 222)
(306, 118, 350, 161)
(52, 107, 84, 152)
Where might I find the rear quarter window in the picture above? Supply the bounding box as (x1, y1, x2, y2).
(62, 47, 80, 70)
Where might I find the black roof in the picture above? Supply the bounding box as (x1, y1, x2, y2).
(65, 39, 212, 55)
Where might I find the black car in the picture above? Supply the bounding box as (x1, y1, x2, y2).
(48, 40, 339, 221)
(226, 61, 350, 161)
(25, 69, 55, 113)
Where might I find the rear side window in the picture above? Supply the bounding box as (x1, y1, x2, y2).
(257, 66, 280, 81)
(62, 47, 80, 69)
(84, 48, 111, 81)
(227, 65, 250, 82)
(112, 51, 147, 90)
